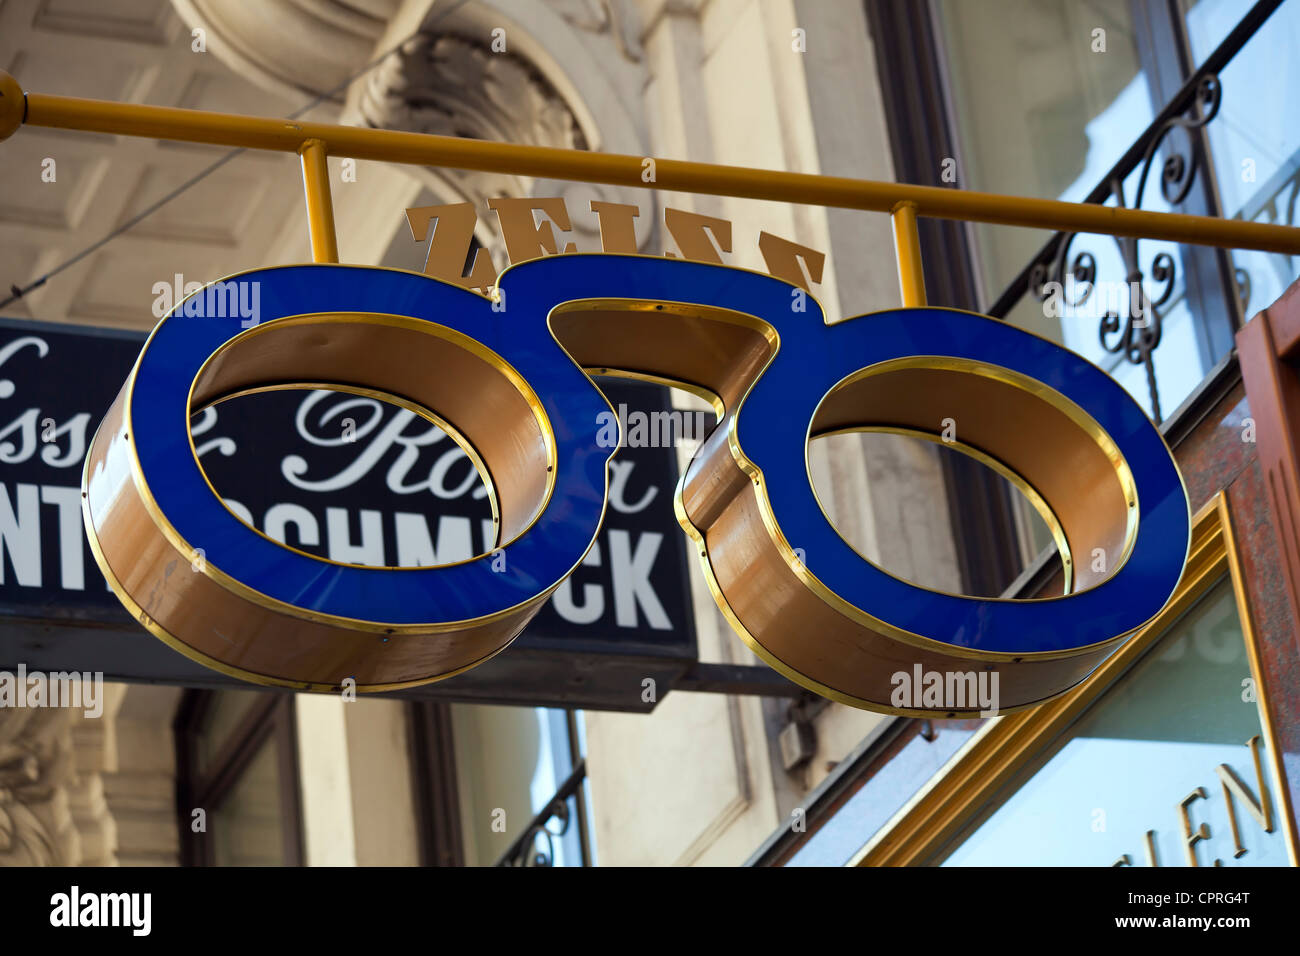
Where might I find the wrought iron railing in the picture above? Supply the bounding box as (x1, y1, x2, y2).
(1235, 158, 1300, 305)
(494, 759, 590, 867)
(986, 0, 1291, 423)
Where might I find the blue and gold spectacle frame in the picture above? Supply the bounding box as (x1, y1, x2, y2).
(82, 255, 1189, 715)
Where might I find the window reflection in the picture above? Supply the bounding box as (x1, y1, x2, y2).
(784, 722, 981, 867)
(1185, 0, 1300, 317)
(942, 581, 1289, 866)
(211, 738, 286, 867)
(196, 688, 262, 775)
(450, 705, 591, 866)
(936, 0, 1151, 305)
(176, 689, 300, 866)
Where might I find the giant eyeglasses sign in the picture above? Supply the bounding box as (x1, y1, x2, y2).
(0, 318, 694, 710)
(82, 254, 1191, 715)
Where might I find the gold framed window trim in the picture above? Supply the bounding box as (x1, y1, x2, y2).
(850, 491, 1299, 867)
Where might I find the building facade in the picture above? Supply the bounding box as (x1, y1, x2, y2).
(0, 0, 1296, 867)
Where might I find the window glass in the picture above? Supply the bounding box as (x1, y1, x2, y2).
(935, 0, 1241, 423)
(936, 0, 1152, 311)
(810, 431, 1061, 596)
(451, 705, 590, 866)
(942, 580, 1290, 866)
(196, 688, 263, 774)
(180, 690, 299, 865)
(1184, 0, 1300, 318)
(211, 737, 287, 866)
(1048, 163, 1206, 422)
(933, 0, 1194, 558)
(783, 722, 982, 867)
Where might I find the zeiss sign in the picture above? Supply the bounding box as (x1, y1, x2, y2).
(0, 318, 696, 710)
(75, 255, 1188, 715)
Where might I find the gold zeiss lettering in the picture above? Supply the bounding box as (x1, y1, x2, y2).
(1216, 735, 1275, 859)
(1143, 829, 1159, 867)
(758, 231, 826, 292)
(1117, 830, 1159, 867)
(487, 197, 578, 262)
(404, 202, 496, 291)
(1178, 787, 1211, 867)
(407, 198, 828, 290)
(589, 200, 640, 253)
(664, 208, 732, 263)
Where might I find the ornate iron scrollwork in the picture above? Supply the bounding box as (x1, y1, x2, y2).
(503, 798, 573, 867)
(1232, 146, 1300, 317)
(494, 759, 588, 867)
(1030, 74, 1223, 423)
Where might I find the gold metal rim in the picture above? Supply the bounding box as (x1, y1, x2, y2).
(81, 452, 514, 693)
(184, 310, 555, 555)
(671, 485, 1077, 716)
(191, 381, 503, 569)
(583, 367, 727, 421)
(803, 353, 1140, 602)
(717, 340, 1187, 663)
(533, 282, 1182, 666)
(725, 420, 1144, 663)
(86, 260, 1192, 688)
(115, 298, 608, 635)
(812, 424, 1074, 596)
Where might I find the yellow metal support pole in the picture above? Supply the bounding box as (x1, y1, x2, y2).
(892, 201, 927, 307)
(7, 72, 1300, 257)
(298, 139, 338, 264)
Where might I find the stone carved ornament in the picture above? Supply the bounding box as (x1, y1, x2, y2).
(0, 707, 79, 865)
(357, 30, 656, 263)
(548, 0, 644, 62)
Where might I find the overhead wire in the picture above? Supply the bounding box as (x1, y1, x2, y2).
(1, 0, 473, 312)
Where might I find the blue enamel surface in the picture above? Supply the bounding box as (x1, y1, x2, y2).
(502, 255, 1189, 654)
(130, 265, 612, 624)
(128, 257, 1189, 647)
